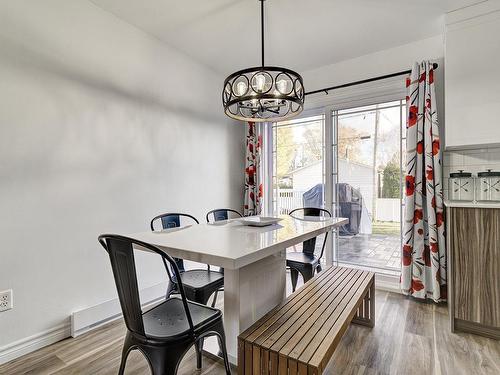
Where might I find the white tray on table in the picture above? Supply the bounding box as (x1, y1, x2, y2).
(234, 216, 282, 227)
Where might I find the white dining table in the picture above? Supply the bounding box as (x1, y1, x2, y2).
(129, 215, 348, 364)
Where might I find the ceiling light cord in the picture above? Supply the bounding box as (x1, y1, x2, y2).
(222, 0, 304, 122)
(261, 0, 265, 68)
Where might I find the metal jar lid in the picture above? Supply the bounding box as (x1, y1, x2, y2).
(449, 170, 472, 178)
(478, 169, 500, 177)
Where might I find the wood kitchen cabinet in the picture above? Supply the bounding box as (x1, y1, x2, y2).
(447, 204, 500, 339)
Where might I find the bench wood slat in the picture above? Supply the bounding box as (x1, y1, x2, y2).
(268, 268, 362, 353)
(262, 349, 269, 375)
(252, 346, 260, 375)
(258, 267, 354, 348)
(238, 266, 375, 375)
(251, 267, 345, 346)
(239, 267, 342, 375)
(299, 272, 373, 372)
(240, 266, 342, 342)
(245, 342, 252, 374)
(282, 269, 366, 359)
(316, 275, 374, 374)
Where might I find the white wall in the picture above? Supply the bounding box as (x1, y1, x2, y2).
(302, 35, 445, 92)
(301, 35, 446, 142)
(441, 1, 500, 198)
(0, 0, 244, 351)
(445, 2, 500, 149)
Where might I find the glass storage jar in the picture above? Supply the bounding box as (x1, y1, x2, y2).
(476, 170, 500, 202)
(448, 171, 474, 201)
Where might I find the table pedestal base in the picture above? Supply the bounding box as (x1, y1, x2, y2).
(222, 250, 286, 364)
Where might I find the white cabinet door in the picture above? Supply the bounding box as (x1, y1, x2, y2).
(445, 11, 500, 149)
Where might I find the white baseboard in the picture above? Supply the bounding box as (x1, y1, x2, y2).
(0, 281, 167, 366)
(336, 262, 402, 294)
(375, 273, 402, 294)
(0, 323, 71, 365)
(71, 281, 167, 337)
(0, 274, 400, 366)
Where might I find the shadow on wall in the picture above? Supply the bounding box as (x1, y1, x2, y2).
(0, 34, 222, 124)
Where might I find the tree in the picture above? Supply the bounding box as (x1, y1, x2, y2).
(381, 153, 401, 198)
(276, 125, 296, 181)
(337, 126, 366, 163)
(302, 123, 322, 163)
(303, 121, 372, 165)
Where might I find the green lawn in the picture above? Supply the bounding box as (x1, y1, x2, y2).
(372, 221, 400, 236)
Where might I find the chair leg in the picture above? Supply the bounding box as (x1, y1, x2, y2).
(118, 348, 130, 375)
(143, 343, 189, 375)
(290, 267, 299, 292)
(201, 292, 213, 306)
(300, 267, 314, 284)
(118, 354, 128, 375)
(316, 263, 322, 273)
(194, 339, 202, 369)
(118, 333, 133, 375)
(165, 281, 176, 299)
(214, 321, 232, 375)
(211, 289, 219, 308)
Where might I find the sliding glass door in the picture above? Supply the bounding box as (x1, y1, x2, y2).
(272, 99, 405, 274)
(272, 114, 325, 215)
(333, 100, 405, 274)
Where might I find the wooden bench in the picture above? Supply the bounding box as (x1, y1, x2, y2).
(238, 266, 375, 375)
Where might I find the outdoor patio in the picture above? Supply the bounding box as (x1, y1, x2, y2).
(338, 232, 401, 271)
(287, 222, 401, 273)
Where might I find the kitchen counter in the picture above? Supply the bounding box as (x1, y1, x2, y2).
(444, 200, 500, 209)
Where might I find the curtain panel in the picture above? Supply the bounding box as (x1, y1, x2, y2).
(244, 122, 263, 216)
(401, 61, 446, 302)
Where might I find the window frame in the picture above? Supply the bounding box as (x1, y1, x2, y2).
(265, 76, 408, 270)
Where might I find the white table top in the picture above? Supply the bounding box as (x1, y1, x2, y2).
(130, 216, 348, 269)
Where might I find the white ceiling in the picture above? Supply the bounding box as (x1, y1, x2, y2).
(91, 0, 482, 75)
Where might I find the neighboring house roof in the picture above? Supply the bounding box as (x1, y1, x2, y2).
(285, 158, 373, 177)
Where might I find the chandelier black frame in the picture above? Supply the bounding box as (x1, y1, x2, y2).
(222, 0, 304, 122)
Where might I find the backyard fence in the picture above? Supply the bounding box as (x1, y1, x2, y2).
(375, 198, 400, 222)
(276, 189, 400, 222)
(276, 189, 305, 214)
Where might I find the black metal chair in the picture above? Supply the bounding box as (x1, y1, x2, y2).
(287, 207, 332, 292)
(98, 234, 231, 375)
(206, 208, 243, 223)
(205, 208, 243, 307)
(150, 213, 224, 307)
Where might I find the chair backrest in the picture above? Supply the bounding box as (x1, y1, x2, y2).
(289, 207, 332, 258)
(150, 213, 199, 273)
(150, 212, 199, 231)
(98, 234, 194, 337)
(206, 208, 243, 223)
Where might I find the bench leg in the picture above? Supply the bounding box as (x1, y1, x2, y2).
(352, 279, 375, 327)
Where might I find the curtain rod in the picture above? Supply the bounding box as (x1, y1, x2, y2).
(304, 62, 439, 96)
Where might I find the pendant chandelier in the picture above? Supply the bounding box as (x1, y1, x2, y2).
(222, 0, 305, 123)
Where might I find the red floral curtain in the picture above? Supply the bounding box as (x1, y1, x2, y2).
(401, 62, 446, 302)
(244, 122, 263, 215)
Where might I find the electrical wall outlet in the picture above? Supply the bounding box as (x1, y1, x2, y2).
(0, 289, 13, 312)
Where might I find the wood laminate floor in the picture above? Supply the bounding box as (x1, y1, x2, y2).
(1, 290, 499, 374)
